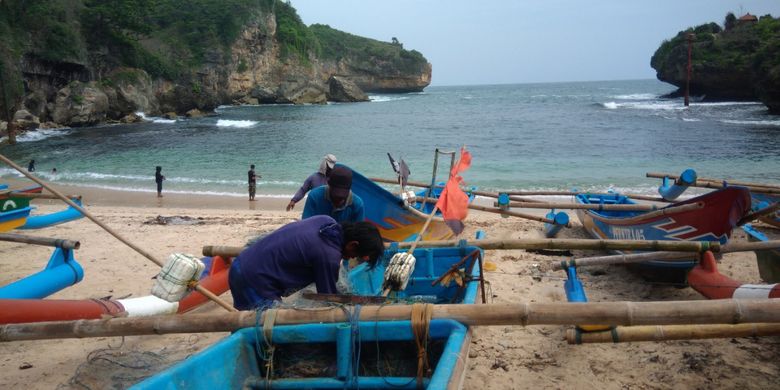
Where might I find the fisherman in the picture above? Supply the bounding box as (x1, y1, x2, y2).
(248, 164, 260, 201)
(155, 166, 165, 197)
(302, 165, 365, 223)
(228, 215, 384, 310)
(286, 154, 337, 211)
(27, 160, 35, 172)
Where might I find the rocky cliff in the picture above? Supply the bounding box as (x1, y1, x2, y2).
(0, 1, 432, 133)
(651, 14, 780, 113)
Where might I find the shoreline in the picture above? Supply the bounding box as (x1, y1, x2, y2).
(4, 177, 292, 211)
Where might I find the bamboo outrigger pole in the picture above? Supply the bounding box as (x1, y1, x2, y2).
(371, 177, 670, 203)
(646, 172, 780, 194)
(552, 240, 780, 271)
(2, 299, 780, 342)
(0, 154, 236, 313)
(566, 323, 780, 344)
(204, 238, 719, 259)
(410, 196, 569, 225)
(0, 233, 80, 249)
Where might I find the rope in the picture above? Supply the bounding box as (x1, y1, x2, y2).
(253, 306, 278, 389)
(349, 305, 362, 389)
(411, 303, 433, 389)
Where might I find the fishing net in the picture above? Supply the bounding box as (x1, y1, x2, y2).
(57, 336, 202, 390)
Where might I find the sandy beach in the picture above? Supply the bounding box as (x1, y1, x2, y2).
(0, 183, 778, 389)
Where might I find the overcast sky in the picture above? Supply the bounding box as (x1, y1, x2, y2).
(291, 0, 780, 86)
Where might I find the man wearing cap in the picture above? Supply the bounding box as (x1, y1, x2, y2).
(286, 154, 337, 211)
(302, 166, 365, 223)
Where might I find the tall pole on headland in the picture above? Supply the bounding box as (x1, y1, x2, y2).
(684, 33, 694, 107)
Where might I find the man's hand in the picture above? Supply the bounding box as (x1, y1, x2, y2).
(286, 200, 296, 211)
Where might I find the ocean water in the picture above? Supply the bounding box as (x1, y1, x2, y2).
(1, 79, 779, 198)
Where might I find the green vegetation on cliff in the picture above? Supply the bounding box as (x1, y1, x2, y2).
(310, 24, 427, 74)
(651, 13, 780, 105)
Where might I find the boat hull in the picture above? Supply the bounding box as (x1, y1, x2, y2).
(350, 167, 454, 242)
(575, 187, 750, 282)
(134, 245, 483, 389)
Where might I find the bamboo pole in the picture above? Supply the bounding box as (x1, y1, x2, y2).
(552, 240, 780, 271)
(552, 252, 693, 271)
(204, 238, 719, 259)
(0, 154, 236, 313)
(468, 204, 568, 225)
(371, 177, 670, 203)
(2, 299, 780, 342)
(646, 172, 780, 190)
(566, 323, 780, 344)
(646, 172, 780, 194)
(0, 233, 79, 249)
(497, 201, 664, 211)
(408, 196, 560, 224)
(0, 192, 81, 200)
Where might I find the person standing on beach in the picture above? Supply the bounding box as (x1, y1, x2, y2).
(27, 160, 35, 172)
(302, 166, 365, 223)
(286, 154, 337, 211)
(227, 215, 384, 310)
(155, 166, 165, 197)
(248, 164, 260, 201)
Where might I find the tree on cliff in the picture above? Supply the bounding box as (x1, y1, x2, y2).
(724, 12, 737, 31)
(0, 54, 22, 144)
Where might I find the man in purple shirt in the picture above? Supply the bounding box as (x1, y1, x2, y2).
(228, 215, 384, 310)
(286, 154, 337, 211)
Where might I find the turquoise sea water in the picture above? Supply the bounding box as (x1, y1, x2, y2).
(1, 79, 779, 198)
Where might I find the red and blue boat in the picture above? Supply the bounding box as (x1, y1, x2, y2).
(575, 186, 751, 281)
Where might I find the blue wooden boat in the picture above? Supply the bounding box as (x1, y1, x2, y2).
(575, 186, 751, 282)
(349, 166, 457, 242)
(0, 204, 31, 232)
(134, 244, 484, 389)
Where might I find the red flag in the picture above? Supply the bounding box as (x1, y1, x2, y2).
(435, 147, 472, 234)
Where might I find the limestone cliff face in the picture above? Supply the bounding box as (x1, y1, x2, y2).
(10, 10, 432, 129)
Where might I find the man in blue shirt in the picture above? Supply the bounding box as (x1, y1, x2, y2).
(302, 166, 365, 223)
(228, 215, 384, 310)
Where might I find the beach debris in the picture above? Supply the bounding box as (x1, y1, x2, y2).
(18, 362, 32, 370)
(144, 215, 204, 226)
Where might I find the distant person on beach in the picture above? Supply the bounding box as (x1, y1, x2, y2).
(155, 166, 165, 197)
(28, 160, 35, 172)
(228, 215, 384, 310)
(286, 154, 337, 211)
(51, 167, 57, 177)
(248, 164, 260, 201)
(302, 166, 365, 223)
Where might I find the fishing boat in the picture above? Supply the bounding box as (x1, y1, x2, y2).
(0, 255, 231, 324)
(575, 186, 751, 282)
(0, 184, 83, 230)
(134, 244, 485, 389)
(742, 224, 780, 283)
(0, 201, 32, 232)
(350, 166, 457, 242)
